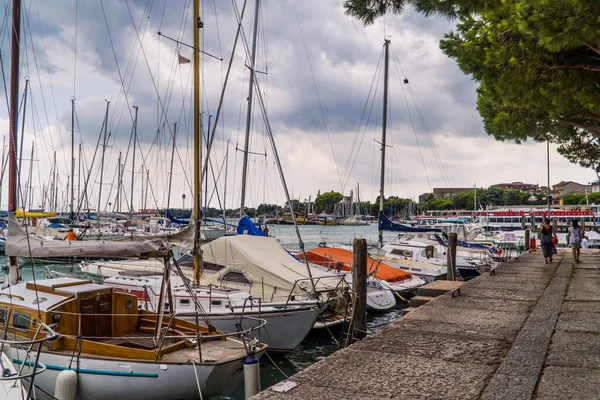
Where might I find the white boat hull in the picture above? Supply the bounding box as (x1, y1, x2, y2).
(206, 308, 319, 353)
(16, 347, 253, 400)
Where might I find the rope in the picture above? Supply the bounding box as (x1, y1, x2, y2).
(192, 360, 204, 400)
(264, 351, 289, 379)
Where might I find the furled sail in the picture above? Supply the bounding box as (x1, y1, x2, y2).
(6, 215, 168, 258)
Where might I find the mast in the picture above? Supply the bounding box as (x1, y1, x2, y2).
(239, 0, 260, 217)
(223, 139, 230, 222)
(130, 105, 138, 217)
(166, 123, 177, 212)
(52, 151, 57, 212)
(98, 101, 110, 213)
(17, 79, 28, 211)
(117, 151, 122, 212)
(140, 167, 144, 211)
(192, 0, 203, 285)
(378, 39, 390, 247)
(70, 98, 75, 218)
(357, 182, 360, 215)
(204, 115, 211, 221)
(77, 143, 81, 219)
(144, 168, 149, 210)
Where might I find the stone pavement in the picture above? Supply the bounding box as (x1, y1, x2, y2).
(252, 250, 600, 400)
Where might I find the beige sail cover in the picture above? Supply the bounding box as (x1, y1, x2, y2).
(7, 215, 168, 258)
(201, 235, 343, 295)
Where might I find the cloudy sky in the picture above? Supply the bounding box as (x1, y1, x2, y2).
(0, 0, 595, 212)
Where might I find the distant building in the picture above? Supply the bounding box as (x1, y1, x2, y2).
(432, 188, 472, 198)
(552, 181, 593, 197)
(590, 180, 600, 193)
(418, 192, 434, 204)
(492, 181, 539, 193)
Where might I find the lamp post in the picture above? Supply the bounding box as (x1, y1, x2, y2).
(546, 139, 551, 218)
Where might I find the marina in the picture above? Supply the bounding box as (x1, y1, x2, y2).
(0, 0, 597, 399)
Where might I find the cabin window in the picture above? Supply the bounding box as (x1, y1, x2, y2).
(12, 312, 30, 331)
(221, 271, 251, 285)
(204, 262, 226, 272)
(402, 250, 413, 258)
(389, 249, 404, 256)
(179, 299, 191, 306)
(0, 308, 6, 325)
(211, 300, 222, 306)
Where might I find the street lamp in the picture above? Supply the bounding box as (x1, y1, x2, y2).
(182, 194, 186, 210)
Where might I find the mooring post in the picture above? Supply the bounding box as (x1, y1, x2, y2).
(521, 215, 526, 230)
(524, 229, 530, 251)
(352, 238, 367, 342)
(447, 233, 457, 281)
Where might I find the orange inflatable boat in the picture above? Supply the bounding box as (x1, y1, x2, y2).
(298, 247, 414, 284)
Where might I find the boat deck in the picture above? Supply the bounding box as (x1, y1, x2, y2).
(252, 250, 600, 399)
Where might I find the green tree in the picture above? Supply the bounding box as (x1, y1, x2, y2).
(562, 193, 586, 205)
(588, 192, 600, 204)
(315, 191, 344, 214)
(421, 197, 454, 210)
(344, 0, 600, 167)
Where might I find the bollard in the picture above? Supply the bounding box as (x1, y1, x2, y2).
(54, 369, 77, 400)
(521, 215, 526, 230)
(243, 353, 260, 399)
(446, 233, 458, 281)
(352, 238, 368, 342)
(524, 229, 530, 251)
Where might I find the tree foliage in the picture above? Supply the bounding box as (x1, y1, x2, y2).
(315, 191, 344, 214)
(344, 0, 600, 168)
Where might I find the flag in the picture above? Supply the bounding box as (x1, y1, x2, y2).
(178, 53, 191, 64)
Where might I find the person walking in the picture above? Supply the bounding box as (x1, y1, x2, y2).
(567, 220, 586, 263)
(539, 218, 557, 264)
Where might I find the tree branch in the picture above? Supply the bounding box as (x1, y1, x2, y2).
(548, 64, 600, 72)
(558, 119, 600, 137)
(584, 42, 600, 56)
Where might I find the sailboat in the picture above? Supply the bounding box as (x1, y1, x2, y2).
(1, 1, 266, 398)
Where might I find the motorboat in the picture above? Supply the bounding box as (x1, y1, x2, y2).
(298, 247, 425, 295)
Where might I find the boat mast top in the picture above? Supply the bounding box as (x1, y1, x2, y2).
(239, 0, 260, 218)
(378, 39, 390, 247)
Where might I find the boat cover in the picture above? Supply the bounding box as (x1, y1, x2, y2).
(7, 215, 168, 258)
(298, 247, 414, 283)
(378, 212, 441, 233)
(236, 216, 265, 236)
(201, 235, 341, 295)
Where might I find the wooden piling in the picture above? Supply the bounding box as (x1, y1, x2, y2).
(446, 233, 457, 281)
(524, 229, 530, 251)
(521, 215, 526, 230)
(352, 238, 367, 342)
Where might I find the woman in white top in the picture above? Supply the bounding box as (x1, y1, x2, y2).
(567, 220, 587, 263)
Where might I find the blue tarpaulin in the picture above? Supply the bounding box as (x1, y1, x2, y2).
(236, 216, 265, 236)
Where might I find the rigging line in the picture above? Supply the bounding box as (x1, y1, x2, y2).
(31, 1, 69, 172)
(73, 0, 78, 98)
(102, 0, 154, 168)
(341, 53, 383, 196)
(20, 2, 59, 168)
(391, 47, 450, 187)
(99, 0, 136, 128)
(291, 0, 341, 184)
(338, 49, 384, 194)
(407, 83, 452, 186)
(389, 52, 432, 192)
(0, 53, 9, 113)
(399, 80, 432, 192)
(122, 0, 192, 179)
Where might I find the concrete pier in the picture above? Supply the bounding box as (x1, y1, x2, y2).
(253, 250, 600, 399)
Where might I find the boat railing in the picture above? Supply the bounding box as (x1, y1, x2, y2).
(0, 321, 59, 399)
(284, 274, 349, 308)
(154, 311, 267, 359)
